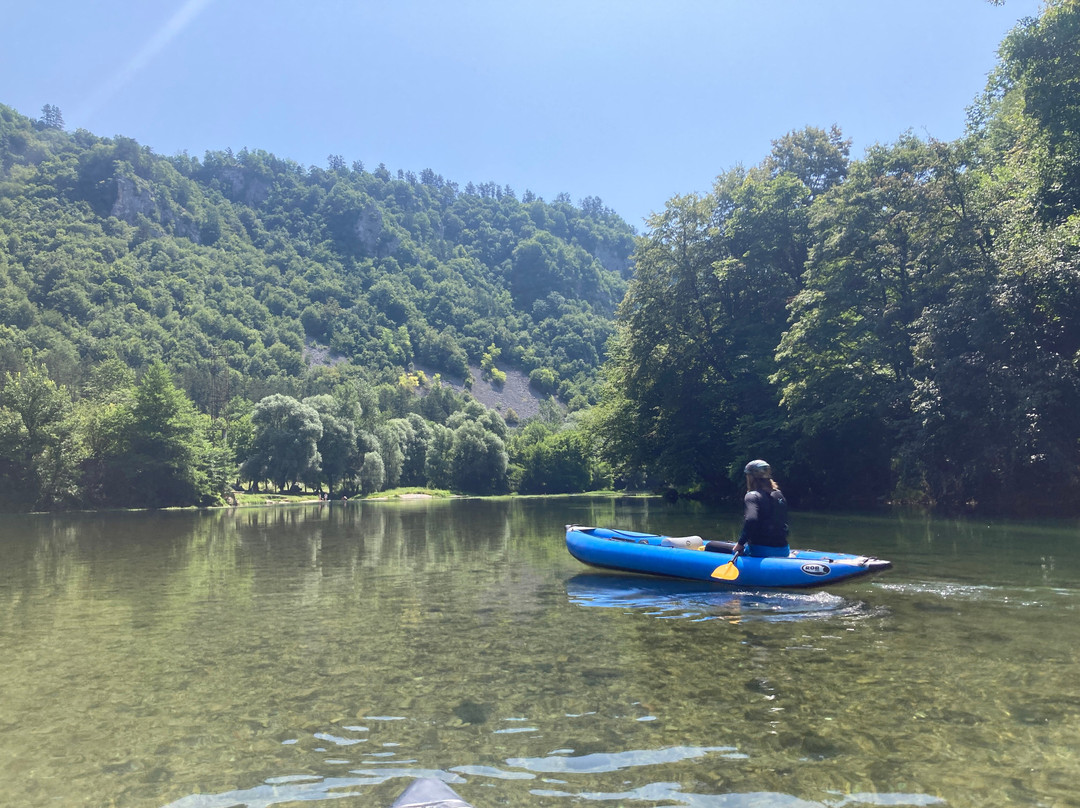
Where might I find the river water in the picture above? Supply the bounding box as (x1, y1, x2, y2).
(1, 497, 1078, 808)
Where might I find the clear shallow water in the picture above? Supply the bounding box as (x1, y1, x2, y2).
(1, 498, 1079, 808)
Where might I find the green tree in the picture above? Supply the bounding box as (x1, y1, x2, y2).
(450, 420, 508, 494)
(398, 413, 432, 486)
(516, 429, 596, 494)
(424, 423, 454, 489)
(82, 361, 216, 508)
(997, 0, 1080, 220)
(765, 124, 850, 199)
(594, 194, 727, 490)
(39, 104, 64, 130)
(304, 394, 357, 496)
(594, 159, 813, 495)
(126, 362, 214, 506)
(375, 421, 405, 488)
(898, 187, 1080, 509)
(774, 136, 991, 502)
(242, 394, 323, 492)
(0, 361, 80, 510)
(359, 450, 386, 494)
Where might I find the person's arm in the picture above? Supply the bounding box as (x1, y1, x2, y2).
(732, 492, 760, 554)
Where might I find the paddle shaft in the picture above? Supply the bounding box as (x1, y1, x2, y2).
(710, 544, 743, 581)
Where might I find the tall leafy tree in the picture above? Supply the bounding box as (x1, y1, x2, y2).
(424, 423, 454, 490)
(399, 413, 433, 486)
(39, 104, 64, 130)
(0, 361, 80, 510)
(242, 394, 323, 492)
(998, 0, 1080, 220)
(82, 361, 215, 508)
(899, 168, 1080, 508)
(375, 421, 405, 488)
(450, 419, 508, 494)
(515, 429, 597, 494)
(595, 193, 731, 490)
(765, 125, 850, 200)
(126, 362, 214, 506)
(359, 451, 385, 494)
(595, 130, 843, 494)
(774, 136, 991, 501)
(303, 394, 357, 496)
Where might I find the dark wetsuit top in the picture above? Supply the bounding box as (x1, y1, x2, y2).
(738, 488, 789, 550)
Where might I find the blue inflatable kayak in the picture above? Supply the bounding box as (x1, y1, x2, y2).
(565, 525, 891, 589)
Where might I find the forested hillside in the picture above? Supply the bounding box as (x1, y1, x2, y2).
(592, 0, 1080, 513)
(0, 108, 633, 403)
(4, 0, 1079, 515)
(0, 101, 634, 510)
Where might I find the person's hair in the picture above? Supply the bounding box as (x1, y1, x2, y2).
(746, 475, 779, 493)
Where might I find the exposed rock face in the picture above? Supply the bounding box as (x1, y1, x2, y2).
(110, 175, 156, 222)
(412, 362, 549, 422)
(304, 339, 347, 368)
(354, 204, 399, 257)
(110, 176, 201, 242)
(594, 242, 633, 277)
(354, 204, 383, 254)
(217, 167, 269, 207)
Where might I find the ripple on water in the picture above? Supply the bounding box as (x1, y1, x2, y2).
(876, 580, 1079, 608)
(161, 768, 459, 808)
(162, 734, 948, 808)
(531, 783, 946, 806)
(506, 744, 740, 774)
(565, 573, 883, 622)
(162, 771, 949, 808)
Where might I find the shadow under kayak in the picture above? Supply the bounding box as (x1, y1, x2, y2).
(565, 525, 892, 589)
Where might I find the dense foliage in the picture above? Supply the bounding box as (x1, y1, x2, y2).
(0, 98, 630, 509)
(0, 106, 633, 400)
(3, 1, 1079, 515)
(594, 0, 1080, 512)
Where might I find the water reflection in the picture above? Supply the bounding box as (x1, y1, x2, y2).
(3, 500, 1080, 808)
(566, 573, 882, 622)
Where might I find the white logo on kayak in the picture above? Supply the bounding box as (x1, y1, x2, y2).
(801, 563, 831, 576)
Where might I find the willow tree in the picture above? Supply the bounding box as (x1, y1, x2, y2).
(241, 394, 322, 492)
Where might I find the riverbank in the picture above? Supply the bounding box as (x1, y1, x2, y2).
(232, 487, 454, 507)
(227, 488, 656, 509)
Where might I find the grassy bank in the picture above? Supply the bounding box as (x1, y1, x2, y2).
(232, 488, 454, 507)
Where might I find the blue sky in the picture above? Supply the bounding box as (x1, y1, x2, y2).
(2, 0, 1044, 228)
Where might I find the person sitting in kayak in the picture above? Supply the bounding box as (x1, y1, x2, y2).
(732, 459, 790, 558)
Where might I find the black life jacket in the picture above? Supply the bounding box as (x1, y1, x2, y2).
(750, 488, 789, 546)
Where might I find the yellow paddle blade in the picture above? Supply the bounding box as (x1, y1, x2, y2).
(711, 561, 739, 581)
